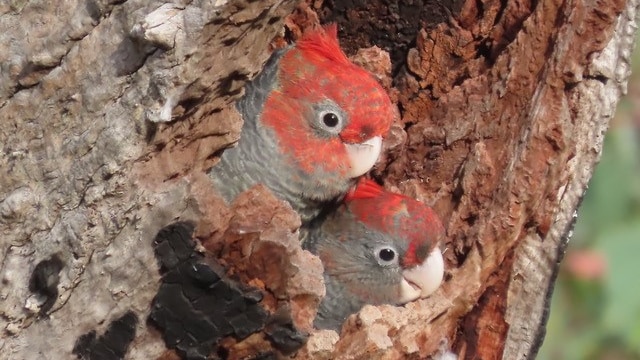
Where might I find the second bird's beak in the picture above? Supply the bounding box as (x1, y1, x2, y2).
(398, 248, 445, 304)
(344, 136, 383, 178)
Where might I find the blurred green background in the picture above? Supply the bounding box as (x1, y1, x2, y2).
(538, 35, 640, 359)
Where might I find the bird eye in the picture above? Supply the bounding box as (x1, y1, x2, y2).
(375, 246, 397, 266)
(316, 109, 344, 135)
(311, 101, 347, 137)
(322, 112, 340, 127)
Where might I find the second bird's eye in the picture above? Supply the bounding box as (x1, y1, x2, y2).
(375, 246, 397, 266)
(322, 112, 340, 127)
(379, 248, 395, 261)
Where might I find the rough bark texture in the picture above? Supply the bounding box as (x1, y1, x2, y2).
(0, 1, 301, 358)
(0, 0, 637, 359)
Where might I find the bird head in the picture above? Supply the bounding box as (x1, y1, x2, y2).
(343, 178, 445, 304)
(260, 25, 394, 190)
(312, 178, 445, 315)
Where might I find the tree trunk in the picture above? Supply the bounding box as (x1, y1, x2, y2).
(0, 0, 636, 359)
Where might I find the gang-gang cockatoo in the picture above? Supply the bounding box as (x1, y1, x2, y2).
(304, 179, 445, 330)
(209, 25, 395, 223)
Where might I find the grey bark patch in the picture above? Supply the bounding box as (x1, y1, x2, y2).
(111, 37, 156, 77)
(28, 254, 64, 315)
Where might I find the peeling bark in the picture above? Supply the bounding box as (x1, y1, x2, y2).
(310, 0, 638, 358)
(0, 0, 637, 359)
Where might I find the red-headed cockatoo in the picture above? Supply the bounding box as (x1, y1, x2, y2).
(209, 25, 394, 223)
(305, 179, 445, 330)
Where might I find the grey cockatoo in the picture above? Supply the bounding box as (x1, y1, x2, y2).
(305, 178, 445, 330)
(209, 25, 395, 223)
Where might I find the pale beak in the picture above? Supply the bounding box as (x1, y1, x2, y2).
(344, 136, 383, 178)
(398, 248, 445, 304)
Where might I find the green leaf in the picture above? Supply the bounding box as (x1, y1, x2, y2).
(597, 220, 640, 352)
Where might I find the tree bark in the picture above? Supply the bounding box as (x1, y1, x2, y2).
(0, 0, 637, 360)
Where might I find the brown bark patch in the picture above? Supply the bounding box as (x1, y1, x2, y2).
(286, 0, 628, 357)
